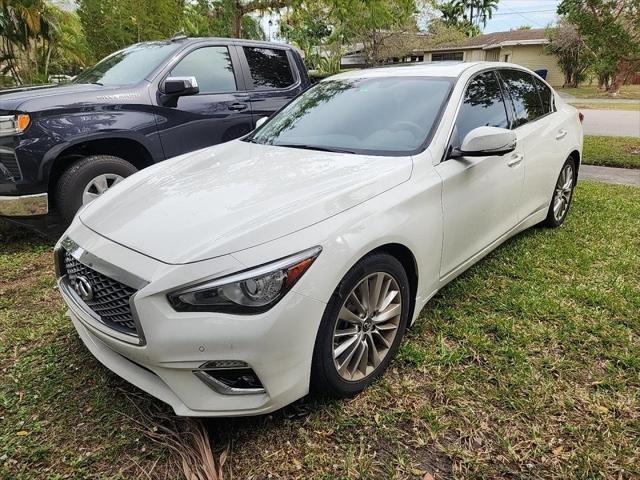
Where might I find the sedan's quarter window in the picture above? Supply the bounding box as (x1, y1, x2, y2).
(243, 47, 294, 89)
(533, 76, 553, 114)
(500, 69, 544, 127)
(248, 76, 452, 155)
(454, 71, 509, 145)
(170, 46, 237, 94)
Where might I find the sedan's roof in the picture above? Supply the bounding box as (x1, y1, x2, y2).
(330, 61, 509, 80)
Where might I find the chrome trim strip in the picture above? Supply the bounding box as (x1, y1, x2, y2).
(0, 193, 48, 216)
(59, 237, 149, 290)
(193, 370, 266, 396)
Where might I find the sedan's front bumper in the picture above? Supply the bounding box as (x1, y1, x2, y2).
(56, 222, 328, 417)
(0, 192, 48, 216)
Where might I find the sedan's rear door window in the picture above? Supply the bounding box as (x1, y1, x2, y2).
(499, 69, 545, 127)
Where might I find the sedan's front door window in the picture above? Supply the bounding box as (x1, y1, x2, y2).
(454, 71, 510, 146)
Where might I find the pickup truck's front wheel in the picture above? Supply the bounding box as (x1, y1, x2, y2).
(56, 155, 138, 224)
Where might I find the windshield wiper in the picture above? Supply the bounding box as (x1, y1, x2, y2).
(274, 143, 356, 154)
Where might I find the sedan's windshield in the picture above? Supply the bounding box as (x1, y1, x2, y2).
(248, 76, 453, 155)
(72, 42, 181, 87)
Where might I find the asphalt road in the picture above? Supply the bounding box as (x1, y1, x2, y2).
(580, 109, 640, 137)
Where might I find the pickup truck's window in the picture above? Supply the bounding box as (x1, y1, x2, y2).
(248, 76, 452, 155)
(533, 76, 553, 114)
(72, 42, 180, 86)
(243, 47, 294, 89)
(170, 47, 237, 94)
(454, 71, 509, 145)
(500, 69, 544, 127)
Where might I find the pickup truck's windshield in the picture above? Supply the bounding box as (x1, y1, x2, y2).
(248, 76, 453, 155)
(73, 42, 181, 87)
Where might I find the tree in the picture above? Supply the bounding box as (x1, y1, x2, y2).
(0, 0, 85, 85)
(546, 20, 594, 88)
(182, 0, 265, 39)
(78, 0, 184, 61)
(281, 0, 420, 71)
(558, 0, 640, 95)
(437, 0, 499, 36)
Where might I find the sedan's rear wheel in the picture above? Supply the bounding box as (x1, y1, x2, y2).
(311, 253, 410, 397)
(543, 157, 576, 228)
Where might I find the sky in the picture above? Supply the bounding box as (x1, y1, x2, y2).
(483, 0, 561, 32)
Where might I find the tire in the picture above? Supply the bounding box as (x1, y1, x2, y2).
(310, 253, 411, 398)
(55, 155, 138, 225)
(542, 157, 576, 228)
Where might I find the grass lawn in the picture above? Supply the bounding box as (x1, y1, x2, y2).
(558, 84, 640, 100)
(573, 102, 640, 111)
(583, 135, 640, 169)
(1, 181, 639, 479)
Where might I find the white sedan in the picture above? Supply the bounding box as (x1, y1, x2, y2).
(55, 62, 583, 416)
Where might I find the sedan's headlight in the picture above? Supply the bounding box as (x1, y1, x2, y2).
(0, 114, 30, 136)
(168, 246, 322, 314)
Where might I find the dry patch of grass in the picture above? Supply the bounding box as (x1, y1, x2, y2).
(573, 102, 640, 111)
(1, 181, 639, 479)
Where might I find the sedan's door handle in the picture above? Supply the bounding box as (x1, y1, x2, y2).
(507, 153, 524, 167)
(556, 129, 568, 140)
(229, 103, 248, 111)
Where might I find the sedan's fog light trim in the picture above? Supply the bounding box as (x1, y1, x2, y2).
(194, 362, 266, 395)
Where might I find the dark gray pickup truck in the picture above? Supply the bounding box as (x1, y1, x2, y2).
(0, 36, 309, 224)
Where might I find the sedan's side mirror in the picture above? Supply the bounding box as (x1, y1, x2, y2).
(255, 116, 269, 129)
(451, 126, 516, 158)
(162, 76, 199, 97)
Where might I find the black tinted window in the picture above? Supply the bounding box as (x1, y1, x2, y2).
(533, 76, 553, 114)
(170, 47, 236, 94)
(243, 47, 294, 89)
(500, 70, 544, 127)
(455, 71, 509, 145)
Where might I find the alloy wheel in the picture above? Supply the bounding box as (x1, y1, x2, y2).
(552, 163, 574, 222)
(332, 272, 402, 381)
(82, 173, 124, 205)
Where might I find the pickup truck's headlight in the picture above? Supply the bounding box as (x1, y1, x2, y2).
(168, 246, 322, 314)
(0, 114, 30, 136)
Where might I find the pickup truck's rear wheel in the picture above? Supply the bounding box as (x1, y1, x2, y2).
(55, 155, 138, 224)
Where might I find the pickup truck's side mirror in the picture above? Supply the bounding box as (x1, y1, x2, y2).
(163, 76, 199, 97)
(451, 126, 516, 158)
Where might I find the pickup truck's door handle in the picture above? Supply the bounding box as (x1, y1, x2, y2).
(556, 129, 568, 140)
(229, 102, 248, 111)
(507, 153, 524, 167)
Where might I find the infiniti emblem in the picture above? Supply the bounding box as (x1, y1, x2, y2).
(74, 276, 94, 302)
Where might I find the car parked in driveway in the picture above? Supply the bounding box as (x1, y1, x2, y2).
(55, 62, 583, 416)
(0, 36, 309, 224)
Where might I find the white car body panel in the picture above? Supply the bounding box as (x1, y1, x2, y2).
(56, 62, 583, 416)
(79, 140, 412, 264)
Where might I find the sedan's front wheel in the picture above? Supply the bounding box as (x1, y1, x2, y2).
(311, 253, 411, 397)
(543, 157, 576, 228)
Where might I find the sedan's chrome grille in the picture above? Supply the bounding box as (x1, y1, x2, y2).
(64, 252, 138, 335)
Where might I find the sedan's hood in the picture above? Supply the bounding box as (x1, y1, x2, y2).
(80, 140, 412, 264)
